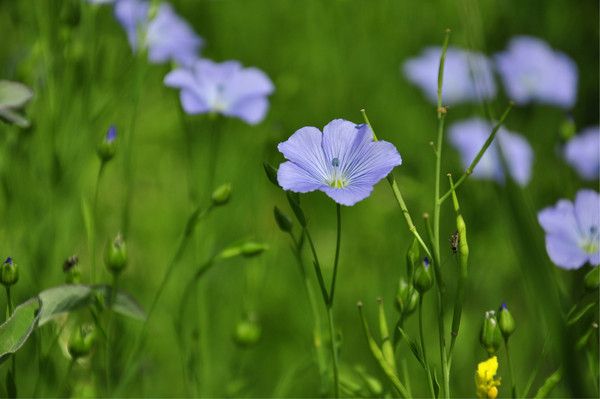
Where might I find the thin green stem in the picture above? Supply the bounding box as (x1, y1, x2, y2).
(326, 203, 342, 397)
(6, 285, 13, 317)
(6, 285, 16, 398)
(326, 305, 340, 398)
(438, 103, 513, 204)
(419, 296, 436, 398)
(432, 28, 451, 399)
(360, 109, 432, 260)
(105, 273, 119, 394)
(328, 204, 342, 305)
(304, 229, 329, 304)
(505, 340, 516, 399)
(92, 161, 106, 284)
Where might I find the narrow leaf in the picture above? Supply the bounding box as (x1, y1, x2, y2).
(0, 298, 41, 363)
(38, 285, 93, 326)
(94, 285, 146, 321)
(534, 369, 562, 398)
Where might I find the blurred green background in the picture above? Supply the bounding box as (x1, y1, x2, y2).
(0, 0, 598, 397)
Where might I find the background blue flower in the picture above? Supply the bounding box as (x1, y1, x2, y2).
(538, 190, 600, 269)
(565, 126, 600, 180)
(495, 36, 578, 108)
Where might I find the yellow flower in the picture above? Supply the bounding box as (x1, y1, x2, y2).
(475, 356, 501, 398)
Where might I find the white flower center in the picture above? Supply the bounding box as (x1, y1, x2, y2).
(327, 157, 348, 189)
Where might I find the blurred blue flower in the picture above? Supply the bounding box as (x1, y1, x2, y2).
(538, 189, 599, 269)
(449, 118, 533, 186)
(402, 47, 496, 105)
(277, 119, 402, 206)
(565, 126, 599, 180)
(495, 36, 578, 109)
(106, 125, 117, 142)
(164, 59, 274, 124)
(115, 0, 203, 66)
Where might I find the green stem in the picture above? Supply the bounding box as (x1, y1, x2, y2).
(304, 229, 329, 304)
(6, 285, 16, 398)
(92, 161, 106, 284)
(6, 285, 13, 317)
(419, 296, 436, 398)
(326, 305, 340, 398)
(437, 103, 513, 204)
(360, 109, 432, 260)
(105, 273, 119, 393)
(505, 339, 516, 399)
(328, 204, 342, 397)
(328, 204, 342, 305)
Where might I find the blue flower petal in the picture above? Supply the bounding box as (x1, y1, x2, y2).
(565, 126, 600, 180)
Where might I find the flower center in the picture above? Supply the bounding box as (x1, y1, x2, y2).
(328, 158, 348, 188)
(581, 226, 599, 254)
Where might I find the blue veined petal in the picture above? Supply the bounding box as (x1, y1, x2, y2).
(574, 190, 600, 244)
(277, 161, 324, 193)
(277, 126, 330, 184)
(321, 119, 365, 168)
(565, 126, 600, 180)
(322, 184, 374, 206)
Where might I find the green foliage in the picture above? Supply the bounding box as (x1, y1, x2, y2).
(0, 298, 40, 363)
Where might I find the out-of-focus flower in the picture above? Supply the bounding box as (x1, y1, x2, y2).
(164, 59, 274, 124)
(537, 189, 600, 269)
(115, 0, 203, 66)
(277, 119, 402, 206)
(0, 80, 33, 128)
(475, 356, 500, 399)
(449, 118, 533, 186)
(565, 126, 599, 180)
(402, 46, 496, 105)
(495, 36, 578, 109)
(87, 0, 115, 4)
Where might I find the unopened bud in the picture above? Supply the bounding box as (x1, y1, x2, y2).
(480, 310, 502, 355)
(97, 125, 117, 162)
(497, 303, 516, 340)
(68, 324, 97, 359)
(584, 267, 600, 291)
(0, 257, 18, 286)
(413, 257, 433, 294)
(211, 183, 232, 206)
(233, 318, 261, 348)
(273, 206, 293, 233)
(104, 233, 127, 275)
(395, 277, 419, 316)
(406, 238, 420, 279)
(240, 242, 268, 258)
(63, 255, 81, 284)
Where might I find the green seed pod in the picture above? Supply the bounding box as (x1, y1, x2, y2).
(68, 324, 97, 359)
(211, 183, 232, 206)
(584, 267, 600, 291)
(456, 215, 469, 265)
(273, 206, 293, 233)
(395, 277, 419, 316)
(413, 257, 433, 294)
(97, 126, 117, 162)
(480, 310, 503, 355)
(241, 242, 268, 258)
(233, 318, 261, 348)
(498, 303, 516, 340)
(63, 255, 81, 285)
(406, 238, 420, 280)
(0, 257, 18, 287)
(104, 233, 127, 275)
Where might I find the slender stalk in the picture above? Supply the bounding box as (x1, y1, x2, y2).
(419, 296, 436, 398)
(328, 204, 342, 304)
(360, 109, 432, 260)
(327, 204, 342, 397)
(6, 285, 16, 398)
(6, 285, 13, 316)
(505, 340, 516, 398)
(437, 103, 513, 204)
(105, 273, 119, 393)
(91, 161, 106, 284)
(326, 306, 340, 398)
(431, 29, 452, 399)
(304, 230, 329, 303)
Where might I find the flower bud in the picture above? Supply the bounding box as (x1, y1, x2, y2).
(104, 233, 127, 275)
(273, 206, 293, 233)
(240, 242, 268, 258)
(413, 257, 433, 294)
(68, 324, 97, 359)
(497, 303, 516, 340)
(0, 257, 18, 286)
(233, 318, 261, 348)
(405, 238, 420, 279)
(211, 183, 232, 206)
(63, 255, 81, 284)
(97, 125, 117, 162)
(584, 267, 600, 291)
(395, 277, 419, 316)
(480, 310, 502, 355)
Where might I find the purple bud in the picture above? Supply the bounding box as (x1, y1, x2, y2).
(106, 126, 117, 143)
(4, 257, 12, 265)
(423, 256, 430, 268)
(501, 303, 508, 310)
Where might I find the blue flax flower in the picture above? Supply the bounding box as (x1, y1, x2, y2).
(538, 190, 600, 269)
(277, 119, 402, 206)
(495, 36, 578, 109)
(164, 59, 274, 125)
(115, 0, 203, 66)
(565, 126, 599, 180)
(402, 47, 496, 105)
(449, 118, 533, 186)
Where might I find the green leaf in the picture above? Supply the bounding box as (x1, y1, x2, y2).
(397, 327, 425, 369)
(432, 368, 440, 398)
(0, 298, 41, 364)
(94, 285, 146, 321)
(566, 302, 595, 326)
(534, 368, 561, 398)
(0, 108, 30, 129)
(38, 285, 94, 326)
(0, 80, 33, 109)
